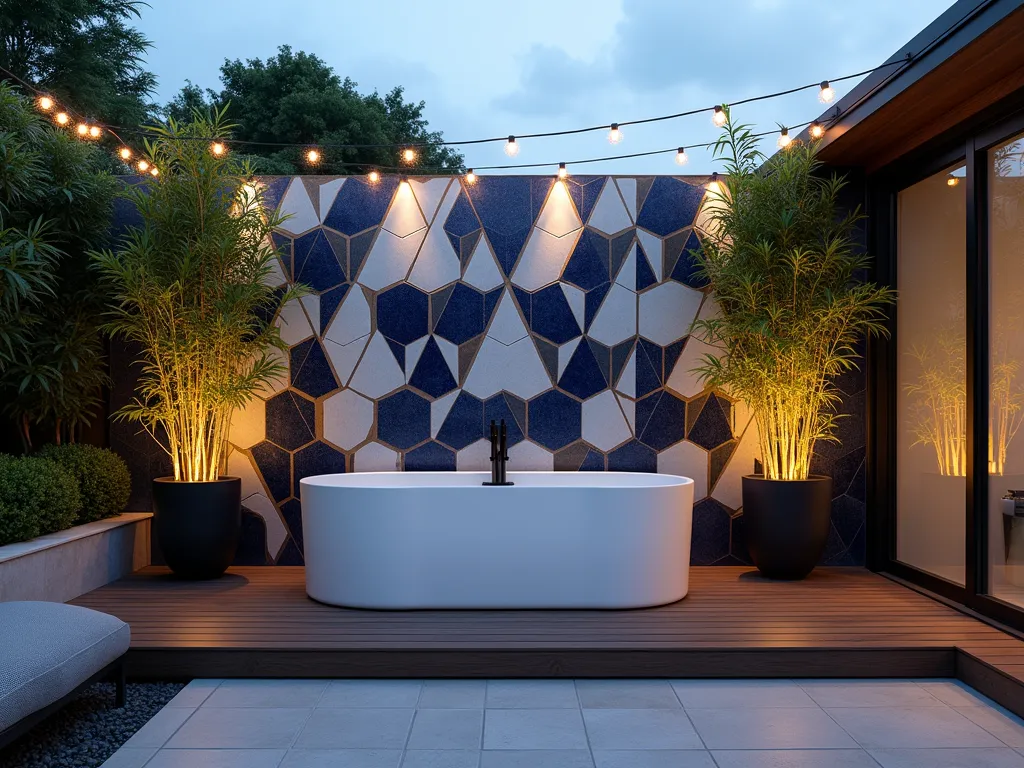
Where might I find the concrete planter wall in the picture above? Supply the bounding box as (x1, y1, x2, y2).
(0, 513, 151, 602)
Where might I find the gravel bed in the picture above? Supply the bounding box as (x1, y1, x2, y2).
(0, 681, 185, 768)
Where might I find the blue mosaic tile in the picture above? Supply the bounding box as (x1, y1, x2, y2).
(293, 440, 346, 497)
(584, 281, 611, 332)
(409, 336, 458, 398)
(385, 337, 406, 371)
(261, 176, 292, 216)
(688, 393, 732, 450)
(562, 229, 610, 291)
(265, 391, 315, 450)
(831, 493, 865, 548)
(435, 283, 485, 345)
(511, 286, 532, 325)
(319, 284, 350, 330)
(638, 339, 664, 382)
(323, 175, 399, 235)
(251, 441, 291, 502)
(635, 348, 661, 400)
(483, 393, 526, 447)
(636, 240, 658, 291)
(349, 229, 375, 278)
(558, 340, 607, 400)
(823, 521, 856, 566)
(530, 177, 557, 222)
(293, 229, 346, 292)
(466, 177, 533, 275)
(235, 508, 271, 565)
(527, 390, 582, 451)
(831, 447, 866, 499)
(635, 391, 662, 441)
(665, 338, 686, 380)
(377, 284, 429, 344)
(636, 177, 705, 236)
(290, 339, 338, 399)
(530, 284, 581, 344)
(639, 391, 687, 450)
(484, 288, 503, 325)
(607, 440, 657, 473)
(437, 391, 485, 450)
(554, 441, 589, 471)
(690, 498, 732, 565)
(566, 176, 606, 224)
(730, 512, 750, 564)
(377, 388, 431, 449)
(581, 449, 606, 471)
(271, 232, 293, 278)
(279, 498, 304, 551)
(405, 440, 456, 471)
(669, 230, 707, 288)
(444, 190, 481, 253)
(276, 534, 304, 565)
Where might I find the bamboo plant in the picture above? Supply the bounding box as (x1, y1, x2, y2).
(93, 108, 302, 482)
(693, 107, 896, 481)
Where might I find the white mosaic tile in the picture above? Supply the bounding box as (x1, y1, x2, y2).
(588, 283, 637, 346)
(535, 178, 582, 238)
(349, 332, 406, 398)
(323, 388, 375, 450)
(277, 178, 319, 235)
(588, 179, 633, 235)
(638, 281, 701, 345)
(582, 390, 632, 451)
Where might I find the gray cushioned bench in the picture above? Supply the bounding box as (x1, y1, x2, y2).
(0, 601, 129, 748)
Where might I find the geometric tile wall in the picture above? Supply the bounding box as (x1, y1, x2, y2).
(109, 174, 867, 567)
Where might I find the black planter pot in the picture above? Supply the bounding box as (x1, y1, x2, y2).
(742, 474, 833, 580)
(152, 476, 241, 580)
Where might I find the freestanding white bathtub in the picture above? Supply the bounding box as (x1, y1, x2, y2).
(300, 471, 694, 609)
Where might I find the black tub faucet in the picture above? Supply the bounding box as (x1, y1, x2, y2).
(484, 419, 514, 486)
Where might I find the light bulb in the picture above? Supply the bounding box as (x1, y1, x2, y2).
(809, 122, 825, 140)
(465, 169, 477, 185)
(675, 147, 689, 166)
(55, 112, 69, 125)
(149, 167, 159, 177)
(557, 162, 568, 180)
(712, 105, 727, 127)
(119, 147, 132, 160)
(211, 142, 225, 156)
(88, 125, 101, 139)
(608, 123, 623, 144)
(818, 80, 835, 104)
(947, 175, 960, 187)
(401, 148, 416, 163)
(137, 159, 150, 172)
(504, 136, 519, 157)
(399, 175, 410, 186)
(76, 123, 89, 136)
(306, 149, 320, 164)
(777, 127, 792, 149)
(367, 170, 381, 183)
(38, 96, 54, 111)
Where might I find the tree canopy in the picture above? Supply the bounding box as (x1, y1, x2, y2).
(164, 46, 464, 175)
(0, 0, 156, 129)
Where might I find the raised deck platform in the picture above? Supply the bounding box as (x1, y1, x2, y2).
(71, 566, 1024, 711)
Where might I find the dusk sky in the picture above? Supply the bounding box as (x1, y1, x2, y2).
(137, 0, 957, 174)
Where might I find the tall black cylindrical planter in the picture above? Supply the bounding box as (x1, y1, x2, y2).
(152, 477, 241, 580)
(742, 474, 833, 580)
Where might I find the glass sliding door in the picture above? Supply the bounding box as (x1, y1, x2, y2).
(895, 162, 968, 585)
(988, 132, 1024, 606)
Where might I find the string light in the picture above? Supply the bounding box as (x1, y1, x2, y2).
(465, 169, 477, 185)
(607, 123, 623, 144)
(54, 112, 69, 126)
(675, 147, 689, 166)
(367, 170, 381, 183)
(818, 80, 835, 104)
(38, 95, 53, 111)
(557, 162, 568, 180)
(777, 127, 792, 149)
(88, 125, 101, 139)
(401, 148, 416, 163)
(713, 106, 727, 127)
(504, 136, 519, 157)
(809, 122, 825, 140)
(137, 159, 150, 172)
(708, 172, 722, 194)
(119, 147, 132, 160)
(149, 167, 159, 177)
(211, 142, 225, 156)
(947, 174, 960, 187)
(76, 123, 89, 137)
(306, 149, 320, 165)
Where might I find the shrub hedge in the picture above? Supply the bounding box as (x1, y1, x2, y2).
(38, 444, 131, 523)
(0, 455, 82, 546)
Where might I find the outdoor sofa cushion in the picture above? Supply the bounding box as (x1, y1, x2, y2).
(0, 601, 129, 733)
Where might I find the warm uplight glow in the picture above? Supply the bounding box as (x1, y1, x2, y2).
(777, 127, 792, 149)
(707, 172, 722, 194)
(947, 175, 960, 187)
(119, 147, 132, 160)
(38, 96, 54, 111)
(401, 148, 417, 163)
(712, 105, 727, 127)
(211, 142, 226, 156)
(504, 136, 519, 157)
(557, 162, 568, 180)
(137, 159, 150, 172)
(399, 175, 410, 187)
(465, 169, 477, 184)
(149, 167, 159, 177)
(809, 122, 825, 140)
(675, 147, 689, 166)
(76, 123, 89, 136)
(88, 125, 101, 139)
(306, 149, 320, 164)
(55, 112, 69, 125)
(367, 170, 381, 183)
(608, 123, 623, 144)
(818, 80, 835, 104)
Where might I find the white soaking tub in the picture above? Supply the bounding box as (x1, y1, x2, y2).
(300, 471, 694, 609)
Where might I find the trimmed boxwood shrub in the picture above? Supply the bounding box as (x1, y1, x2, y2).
(0, 455, 82, 546)
(37, 444, 131, 523)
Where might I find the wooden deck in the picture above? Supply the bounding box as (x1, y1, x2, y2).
(71, 566, 1024, 710)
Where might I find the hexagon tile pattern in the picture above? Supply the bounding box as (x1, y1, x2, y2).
(109, 174, 866, 567)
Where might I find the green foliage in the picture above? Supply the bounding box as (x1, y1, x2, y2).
(0, 0, 156, 129)
(693, 107, 896, 481)
(164, 45, 464, 175)
(37, 443, 130, 522)
(0, 81, 116, 448)
(92, 108, 304, 482)
(0, 454, 81, 545)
